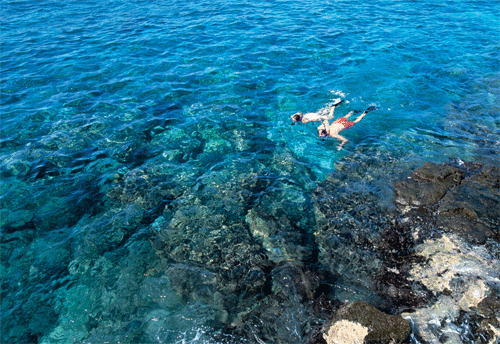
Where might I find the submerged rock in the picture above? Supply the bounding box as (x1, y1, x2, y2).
(322, 301, 411, 344)
(245, 209, 314, 264)
(311, 176, 393, 307)
(0, 208, 34, 232)
(271, 262, 320, 302)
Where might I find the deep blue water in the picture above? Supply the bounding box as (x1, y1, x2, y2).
(1, 0, 499, 343)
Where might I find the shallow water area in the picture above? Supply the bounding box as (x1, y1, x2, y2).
(1, 0, 499, 343)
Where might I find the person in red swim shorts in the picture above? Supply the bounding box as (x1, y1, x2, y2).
(318, 106, 378, 150)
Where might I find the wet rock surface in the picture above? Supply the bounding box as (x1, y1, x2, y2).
(403, 234, 500, 344)
(311, 170, 434, 313)
(322, 301, 411, 344)
(395, 161, 466, 207)
(393, 161, 500, 344)
(394, 161, 500, 244)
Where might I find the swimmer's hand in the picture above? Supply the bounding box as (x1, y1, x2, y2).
(366, 106, 378, 112)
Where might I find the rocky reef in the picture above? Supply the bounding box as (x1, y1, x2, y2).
(2, 141, 499, 344)
(146, 158, 500, 343)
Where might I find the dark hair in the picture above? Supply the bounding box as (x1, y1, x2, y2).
(319, 129, 327, 137)
(292, 113, 302, 122)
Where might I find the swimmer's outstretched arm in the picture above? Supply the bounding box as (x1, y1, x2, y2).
(329, 133, 348, 150)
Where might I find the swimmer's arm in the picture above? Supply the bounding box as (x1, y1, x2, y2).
(329, 133, 348, 150)
(337, 138, 348, 150)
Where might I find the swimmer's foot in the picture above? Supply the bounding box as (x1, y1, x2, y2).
(330, 99, 345, 108)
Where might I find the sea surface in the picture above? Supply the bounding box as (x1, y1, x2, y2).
(1, 0, 499, 343)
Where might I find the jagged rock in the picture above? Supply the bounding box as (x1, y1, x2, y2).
(436, 170, 500, 243)
(477, 292, 500, 319)
(323, 301, 411, 344)
(395, 161, 500, 244)
(403, 233, 500, 343)
(476, 293, 500, 342)
(394, 162, 465, 207)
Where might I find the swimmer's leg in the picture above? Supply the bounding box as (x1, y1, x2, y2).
(353, 112, 367, 123)
(326, 99, 345, 119)
(346, 106, 377, 122)
(343, 110, 358, 119)
(353, 106, 377, 123)
(325, 106, 336, 120)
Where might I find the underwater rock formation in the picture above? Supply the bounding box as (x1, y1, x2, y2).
(148, 148, 327, 342)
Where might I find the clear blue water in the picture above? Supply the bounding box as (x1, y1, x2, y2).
(1, 0, 499, 343)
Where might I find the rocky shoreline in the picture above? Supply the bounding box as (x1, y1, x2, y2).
(393, 161, 500, 344)
(315, 160, 499, 344)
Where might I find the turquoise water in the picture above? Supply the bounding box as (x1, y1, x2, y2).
(1, 0, 499, 343)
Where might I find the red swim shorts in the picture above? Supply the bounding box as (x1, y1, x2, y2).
(334, 117, 355, 129)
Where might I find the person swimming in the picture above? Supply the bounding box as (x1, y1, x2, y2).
(290, 99, 344, 127)
(318, 106, 378, 150)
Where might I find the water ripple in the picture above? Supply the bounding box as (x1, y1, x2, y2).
(1, 0, 499, 343)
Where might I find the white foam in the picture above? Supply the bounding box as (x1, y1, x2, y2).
(329, 89, 348, 98)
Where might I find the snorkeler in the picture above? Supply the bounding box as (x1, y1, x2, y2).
(290, 99, 345, 128)
(318, 106, 378, 150)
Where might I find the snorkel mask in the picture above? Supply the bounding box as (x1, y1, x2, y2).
(290, 113, 303, 125)
(318, 129, 328, 140)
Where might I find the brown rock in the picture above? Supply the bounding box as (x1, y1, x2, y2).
(394, 162, 465, 207)
(323, 301, 411, 344)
